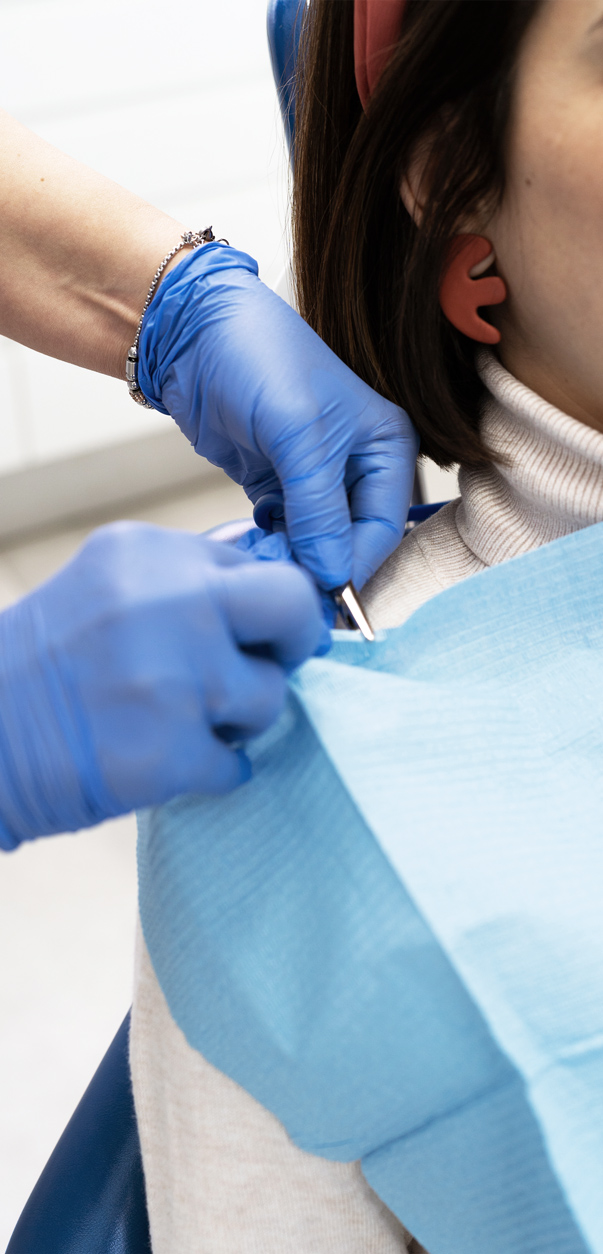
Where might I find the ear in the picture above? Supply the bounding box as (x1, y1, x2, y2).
(400, 131, 494, 274)
(400, 139, 432, 226)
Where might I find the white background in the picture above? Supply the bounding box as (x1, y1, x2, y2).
(0, 0, 289, 473)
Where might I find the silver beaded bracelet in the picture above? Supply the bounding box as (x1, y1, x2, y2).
(126, 226, 219, 408)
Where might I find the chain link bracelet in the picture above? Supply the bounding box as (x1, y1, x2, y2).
(126, 226, 221, 408)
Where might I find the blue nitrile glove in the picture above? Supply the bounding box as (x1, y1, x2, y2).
(232, 522, 337, 626)
(138, 243, 419, 592)
(0, 522, 324, 851)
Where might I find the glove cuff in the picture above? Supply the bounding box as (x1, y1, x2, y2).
(137, 240, 260, 415)
(0, 596, 111, 848)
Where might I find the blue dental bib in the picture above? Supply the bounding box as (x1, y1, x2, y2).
(138, 523, 603, 1254)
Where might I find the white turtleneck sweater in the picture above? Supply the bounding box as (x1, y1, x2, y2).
(365, 350, 603, 630)
(131, 352, 603, 1254)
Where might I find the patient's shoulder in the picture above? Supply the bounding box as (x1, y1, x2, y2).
(364, 499, 483, 630)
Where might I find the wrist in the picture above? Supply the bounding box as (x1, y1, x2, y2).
(0, 596, 114, 847)
(103, 214, 191, 380)
(136, 241, 259, 417)
(125, 228, 218, 409)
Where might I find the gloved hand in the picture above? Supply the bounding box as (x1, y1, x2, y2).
(138, 242, 419, 592)
(0, 523, 324, 850)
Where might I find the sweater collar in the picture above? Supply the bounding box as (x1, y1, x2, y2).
(456, 352, 603, 568)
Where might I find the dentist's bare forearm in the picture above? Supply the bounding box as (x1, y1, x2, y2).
(0, 110, 188, 378)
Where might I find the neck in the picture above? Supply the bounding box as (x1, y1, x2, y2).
(497, 336, 603, 436)
(456, 351, 603, 568)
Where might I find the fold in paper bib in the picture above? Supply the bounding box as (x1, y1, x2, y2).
(138, 522, 603, 1254)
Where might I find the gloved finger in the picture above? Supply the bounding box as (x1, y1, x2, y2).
(273, 401, 418, 588)
(346, 447, 418, 588)
(99, 696, 253, 808)
(349, 519, 403, 591)
(220, 561, 323, 671)
(279, 467, 354, 590)
(206, 648, 288, 740)
(241, 466, 283, 505)
(195, 536, 255, 567)
(187, 732, 252, 795)
(253, 491, 285, 532)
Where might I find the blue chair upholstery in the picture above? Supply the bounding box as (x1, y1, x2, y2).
(6, 1012, 151, 1254)
(266, 0, 305, 155)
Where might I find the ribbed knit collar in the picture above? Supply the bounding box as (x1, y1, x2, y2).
(456, 352, 603, 568)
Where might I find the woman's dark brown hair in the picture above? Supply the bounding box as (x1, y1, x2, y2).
(293, 0, 540, 466)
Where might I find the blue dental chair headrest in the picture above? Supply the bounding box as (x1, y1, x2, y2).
(266, 0, 306, 156)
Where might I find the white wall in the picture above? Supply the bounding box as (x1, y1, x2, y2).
(0, 0, 289, 476)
